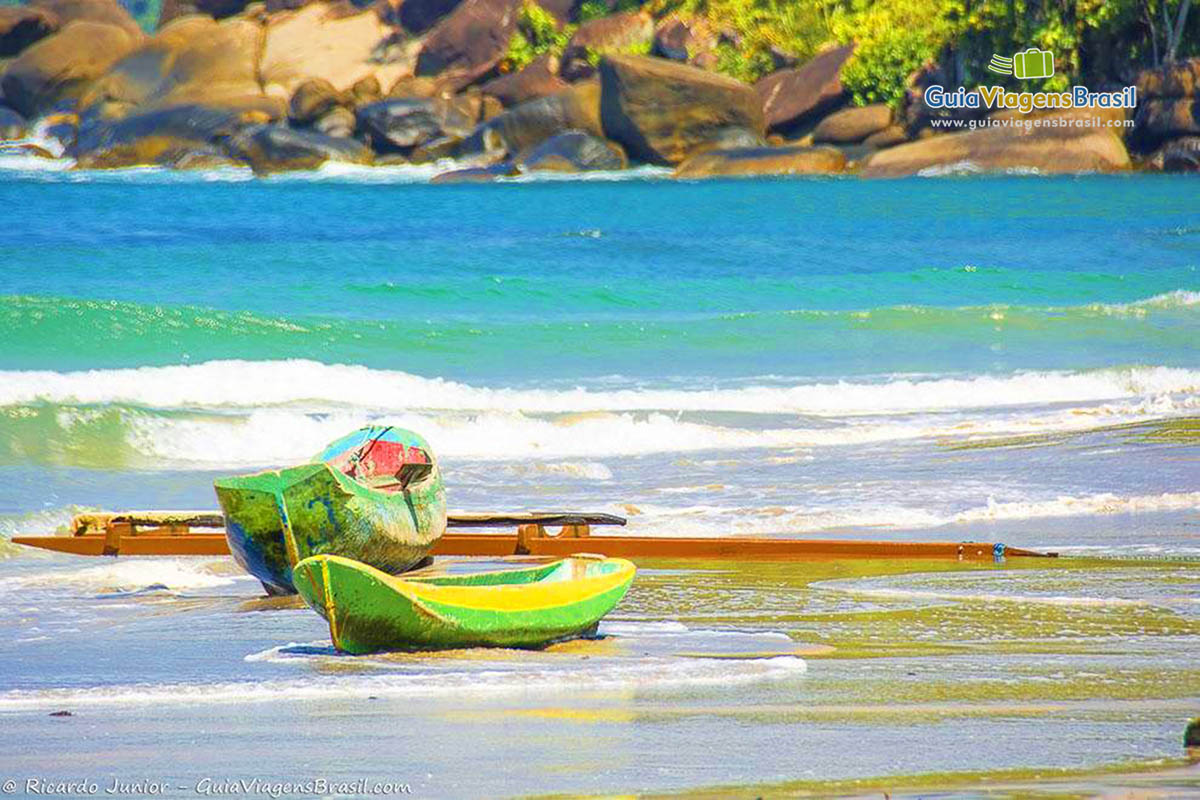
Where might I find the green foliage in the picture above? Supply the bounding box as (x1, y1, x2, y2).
(829, 1, 966, 107)
(578, 0, 640, 22)
(653, 0, 835, 82)
(584, 38, 653, 66)
(503, 0, 576, 72)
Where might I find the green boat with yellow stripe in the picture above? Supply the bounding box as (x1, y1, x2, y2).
(292, 553, 636, 654)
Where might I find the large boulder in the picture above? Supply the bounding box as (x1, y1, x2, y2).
(73, 103, 259, 168)
(29, 0, 139, 37)
(516, 129, 626, 171)
(859, 116, 1130, 177)
(289, 77, 348, 124)
(651, 15, 716, 70)
(356, 98, 442, 150)
(674, 144, 844, 178)
(465, 79, 600, 156)
(0, 105, 27, 139)
(430, 161, 516, 182)
(755, 45, 852, 134)
(1, 21, 140, 117)
(480, 54, 567, 107)
(0, 6, 59, 58)
(1136, 58, 1200, 100)
(224, 123, 372, 173)
(415, 0, 519, 89)
(1134, 98, 1200, 143)
(398, 0, 462, 33)
(1152, 136, 1200, 172)
(561, 11, 653, 80)
(812, 103, 891, 144)
(81, 17, 274, 117)
(158, 0, 251, 26)
(260, 3, 411, 101)
(598, 54, 764, 165)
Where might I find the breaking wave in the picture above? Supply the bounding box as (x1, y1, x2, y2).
(0, 361, 1196, 466)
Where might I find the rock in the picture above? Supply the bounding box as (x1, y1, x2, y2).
(769, 46, 798, 71)
(29, 0, 139, 37)
(480, 54, 567, 107)
(481, 93, 503, 119)
(812, 103, 891, 144)
(313, 104, 355, 137)
(81, 17, 272, 118)
(517, 129, 625, 171)
(388, 76, 441, 99)
(356, 99, 441, 150)
(289, 78, 347, 124)
(674, 144, 844, 178)
(1135, 98, 1200, 145)
(0, 106, 26, 139)
(685, 125, 765, 153)
(755, 45, 852, 134)
(1137, 58, 1200, 98)
(0, 7, 59, 58)
(652, 16, 715, 70)
(598, 54, 764, 165)
(350, 75, 382, 106)
(49, 710, 72, 717)
(435, 91, 484, 136)
(1154, 136, 1200, 172)
(260, 3, 411, 102)
(859, 116, 1130, 177)
(561, 12, 653, 81)
(1, 21, 139, 117)
(415, 0, 520, 89)
(864, 124, 907, 149)
(73, 104, 256, 168)
(398, 0, 462, 34)
(158, 0, 251, 26)
(899, 61, 992, 135)
(465, 79, 600, 157)
(430, 162, 515, 182)
(224, 123, 372, 174)
(41, 110, 77, 150)
(409, 134, 459, 161)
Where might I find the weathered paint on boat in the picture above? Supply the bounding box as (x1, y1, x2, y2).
(292, 553, 636, 653)
(214, 427, 447, 595)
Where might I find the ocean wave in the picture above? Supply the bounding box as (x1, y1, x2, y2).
(1, 360, 1196, 415)
(6, 558, 247, 592)
(0, 361, 1195, 465)
(618, 491, 1200, 537)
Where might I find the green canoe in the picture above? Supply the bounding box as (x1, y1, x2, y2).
(292, 553, 637, 653)
(214, 426, 447, 595)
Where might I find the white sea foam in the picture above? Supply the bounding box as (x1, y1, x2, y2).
(619, 491, 1200, 538)
(2, 360, 1195, 415)
(9, 558, 245, 592)
(0, 654, 806, 709)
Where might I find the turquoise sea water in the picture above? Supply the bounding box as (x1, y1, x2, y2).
(0, 166, 1198, 796)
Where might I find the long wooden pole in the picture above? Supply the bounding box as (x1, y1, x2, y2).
(10, 509, 1054, 561)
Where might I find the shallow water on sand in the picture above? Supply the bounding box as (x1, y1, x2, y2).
(1, 554, 1197, 796)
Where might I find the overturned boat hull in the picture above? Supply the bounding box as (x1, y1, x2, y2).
(214, 428, 446, 594)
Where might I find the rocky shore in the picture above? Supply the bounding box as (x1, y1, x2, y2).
(0, 0, 1197, 178)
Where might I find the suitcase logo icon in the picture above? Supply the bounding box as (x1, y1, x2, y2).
(988, 49, 1054, 80)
